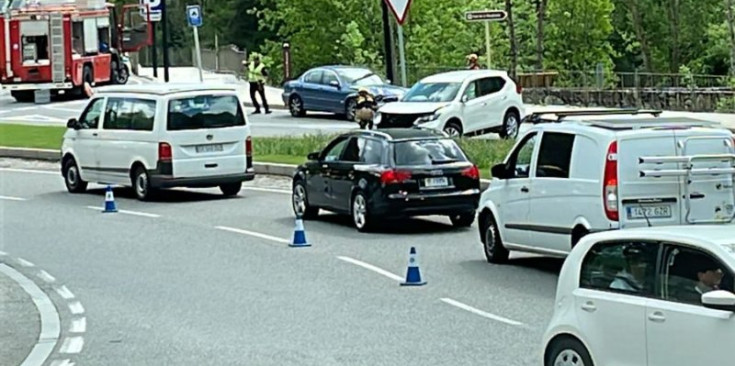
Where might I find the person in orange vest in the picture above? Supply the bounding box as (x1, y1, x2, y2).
(467, 54, 481, 70)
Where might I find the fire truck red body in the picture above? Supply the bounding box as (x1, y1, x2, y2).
(0, 0, 151, 102)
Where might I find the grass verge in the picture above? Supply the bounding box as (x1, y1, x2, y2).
(0, 124, 514, 178)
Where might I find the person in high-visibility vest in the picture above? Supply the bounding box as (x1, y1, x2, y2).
(244, 55, 271, 114)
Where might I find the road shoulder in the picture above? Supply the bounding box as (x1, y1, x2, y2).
(0, 263, 41, 366)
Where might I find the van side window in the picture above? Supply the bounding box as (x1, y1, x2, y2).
(506, 132, 537, 179)
(79, 98, 104, 129)
(104, 98, 156, 131)
(580, 240, 659, 296)
(536, 132, 575, 178)
(657, 244, 734, 306)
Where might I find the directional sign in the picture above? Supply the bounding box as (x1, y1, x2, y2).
(186, 5, 203, 28)
(385, 0, 413, 25)
(139, 0, 162, 22)
(465, 10, 508, 22)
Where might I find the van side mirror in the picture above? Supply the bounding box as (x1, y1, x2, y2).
(307, 151, 320, 161)
(461, 94, 469, 103)
(67, 118, 80, 130)
(491, 163, 508, 179)
(702, 290, 735, 312)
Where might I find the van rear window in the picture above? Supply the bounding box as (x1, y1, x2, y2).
(393, 138, 469, 166)
(167, 95, 245, 130)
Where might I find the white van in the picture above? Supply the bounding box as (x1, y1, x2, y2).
(478, 109, 735, 263)
(61, 84, 255, 200)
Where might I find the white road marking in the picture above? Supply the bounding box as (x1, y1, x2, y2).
(85, 206, 160, 218)
(215, 226, 290, 244)
(68, 301, 85, 315)
(55, 285, 75, 300)
(0, 264, 60, 366)
(43, 106, 82, 112)
(0, 250, 7, 256)
(242, 187, 290, 194)
(16, 258, 35, 267)
(37, 270, 56, 283)
(50, 360, 75, 366)
(440, 298, 524, 327)
(336, 256, 404, 282)
(59, 336, 84, 354)
(0, 195, 28, 201)
(0, 168, 57, 175)
(69, 317, 86, 333)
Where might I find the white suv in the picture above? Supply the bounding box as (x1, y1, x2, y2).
(542, 225, 735, 366)
(61, 84, 255, 200)
(477, 109, 735, 263)
(374, 70, 525, 139)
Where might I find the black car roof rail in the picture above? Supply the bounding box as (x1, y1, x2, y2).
(522, 108, 664, 124)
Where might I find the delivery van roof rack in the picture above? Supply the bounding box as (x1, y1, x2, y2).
(523, 108, 663, 124)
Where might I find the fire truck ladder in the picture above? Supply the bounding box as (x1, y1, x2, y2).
(639, 136, 735, 224)
(49, 12, 65, 84)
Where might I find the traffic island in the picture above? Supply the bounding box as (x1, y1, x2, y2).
(0, 265, 42, 366)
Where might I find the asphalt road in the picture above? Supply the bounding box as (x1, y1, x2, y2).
(0, 158, 560, 366)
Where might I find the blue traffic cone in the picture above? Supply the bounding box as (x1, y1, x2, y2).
(289, 217, 311, 247)
(103, 185, 117, 213)
(400, 247, 426, 286)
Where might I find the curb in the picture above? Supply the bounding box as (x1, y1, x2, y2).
(0, 147, 492, 189)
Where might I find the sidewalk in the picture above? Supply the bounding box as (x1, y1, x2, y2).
(0, 264, 41, 366)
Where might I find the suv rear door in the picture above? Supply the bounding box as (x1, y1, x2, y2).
(165, 93, 248, 178)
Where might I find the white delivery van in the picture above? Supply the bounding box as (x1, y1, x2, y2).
(61, 83, 255, 200)
(478, 109, 735, 263)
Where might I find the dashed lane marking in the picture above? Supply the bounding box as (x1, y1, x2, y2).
(69, 318, 86, 333)
(85, 206, 160, 218)
(0, 168, 57, 175)
(16, 258, 35, 267)
(68, 301, 85, 315)
(336, 256, 404, 282)
(0, 195, 28, 201)
(242, 187, 290, 194)
(55, 285, 75, 300)
(215, 226, 290, 244)
(50, 360, 75, 366)
(59, 336, 84, 354)
(440, 298, 524, 327)
(37, 269, 56, 283)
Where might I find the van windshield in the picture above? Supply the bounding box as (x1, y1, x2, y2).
(167, 95, 245, 130)
(393, 138, 469, 166)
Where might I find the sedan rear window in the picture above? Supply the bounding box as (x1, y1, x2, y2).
(393, 139, 468, 166)
(167, 95, 245, 130)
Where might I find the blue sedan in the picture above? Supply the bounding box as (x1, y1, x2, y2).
(282, 66, 407, 121)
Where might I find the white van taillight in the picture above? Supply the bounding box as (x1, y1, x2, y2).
(158, 142, 172, 162)
(603, 141, 618, 221)
(245, 136, 252, 157)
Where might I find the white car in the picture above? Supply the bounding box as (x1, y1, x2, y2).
(374, 70, 525, 139)
(61, 83, 255, 200)
(542, 224, 735, 366)
(477, 109, 735, 263)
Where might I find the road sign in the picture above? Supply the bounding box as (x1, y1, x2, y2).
(139, 0, 162, 22)
(385, 0, 412, 25)
(465, 10, 507, 22)
(186, 5, 203, 27)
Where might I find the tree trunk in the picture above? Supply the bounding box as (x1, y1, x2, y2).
(666, 0, 681, 73)
(506, 0, 518, 78)
(625, 0, 652, 72)
(534, 0, 547, 71)
(727, 0, 735, 75)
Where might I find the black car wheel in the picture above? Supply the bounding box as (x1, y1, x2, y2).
(545, 338, 594, 366)
(499, 110, 520, 140)
(345, 98, 357, 121)
(450, 212, 475, 228)
(220, 182, 242, 197)
(443, 120, 463, 138)
(63, 158, 88, 193)
(292, 181, 319, 219)
(351, 191, 373, 232)
(289, 95, 306, 117)
(483, 214, 509, 263)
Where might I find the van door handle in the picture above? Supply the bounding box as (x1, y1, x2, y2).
(581, 302, 596, 312)
(521, 186, 529, 193)
(92, 133, 98, 137)
(648, 311, 666, 322)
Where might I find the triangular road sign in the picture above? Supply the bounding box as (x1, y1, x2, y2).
(385, 0, 413, 25)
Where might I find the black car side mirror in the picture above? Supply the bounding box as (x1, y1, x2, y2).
(491, 163, 508, 179)
(67, 118, 80, 130)
(307, 151, 320, 161)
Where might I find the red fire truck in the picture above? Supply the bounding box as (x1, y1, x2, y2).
(0, 0, 152, 102)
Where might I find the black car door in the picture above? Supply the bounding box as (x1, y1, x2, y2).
(326, 137, 362, 212)
(311, 137, 350, 208)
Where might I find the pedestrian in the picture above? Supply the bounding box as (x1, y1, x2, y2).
(243, 54, 271, 115)
(467, 54, 481, 70)
(84, 81, 94, 98)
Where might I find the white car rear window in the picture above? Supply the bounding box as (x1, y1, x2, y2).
(167, 94, 245, 130)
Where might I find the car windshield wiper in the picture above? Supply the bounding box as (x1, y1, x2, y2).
(351, 73, 375, 84)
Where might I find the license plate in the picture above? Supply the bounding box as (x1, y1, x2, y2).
(626, 205, 672, 219)
(195, 144, 223, 153)
(424, 177, 449, 188)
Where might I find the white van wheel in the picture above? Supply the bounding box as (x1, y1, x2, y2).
(132, 166, 154, 201)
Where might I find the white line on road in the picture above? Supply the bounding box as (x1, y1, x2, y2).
(69, 317, 86, 333)
(43, 106, 82, 112)
(439, 298, 524, 327)
(0, 168, 57, 175)
(0, 195, 28, 201)
(50, 360, 75, 366)
(37, 270, 56, 283)
(0, 250, 7, 256)
(59, 336, 84, 354)
(55, 285, 75, 300)
(0, 264, 60, 366)
(336, 256, 404, 282)
(16, 258, 35, 267)
(242, 187, 290, 194)
(85, 206, 160, 218)
(215, 226, 290, 244)
(68, 301, 85, 315)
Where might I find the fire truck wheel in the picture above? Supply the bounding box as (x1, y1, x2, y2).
(10, 91, 34, 103)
